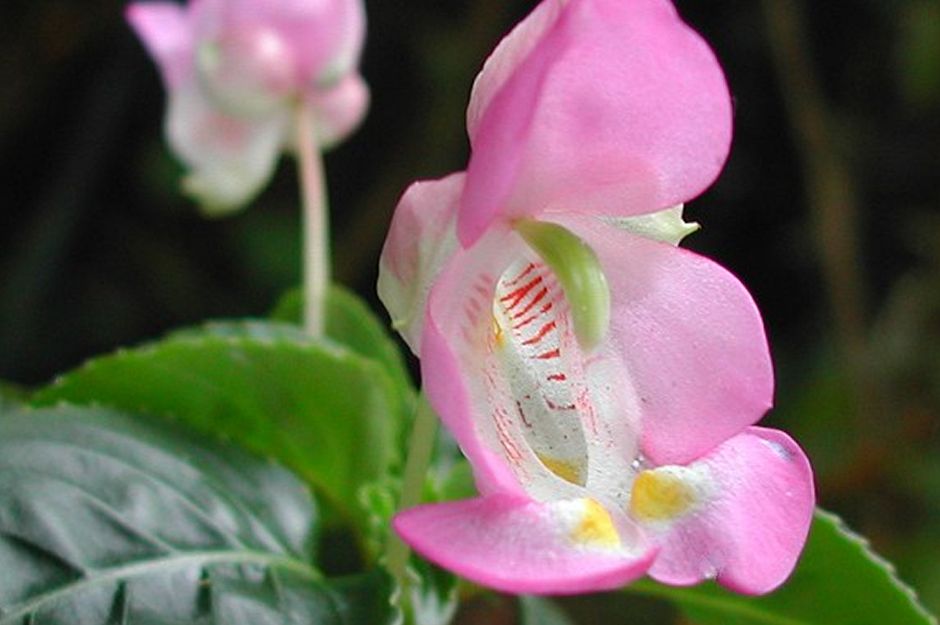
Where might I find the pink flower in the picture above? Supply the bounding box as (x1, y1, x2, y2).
(127, 0, 368, 212)
(378, 0, 813, 596)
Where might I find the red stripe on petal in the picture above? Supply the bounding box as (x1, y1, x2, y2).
(500, 276, 544, 309)
(511, 287, 550, 318)
(521, 320, 557, 345)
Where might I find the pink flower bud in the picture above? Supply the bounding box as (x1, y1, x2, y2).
(127, 0, 368, 211)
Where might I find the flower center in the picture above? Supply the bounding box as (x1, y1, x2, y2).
(490, 260, 590, 488)
(515, 219, 611, 350)
(455, 231, 639, 511)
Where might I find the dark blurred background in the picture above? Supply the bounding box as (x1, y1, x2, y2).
(1, 0, 939, 619)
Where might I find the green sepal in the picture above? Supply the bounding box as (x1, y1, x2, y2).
(516, 219, 611, 350)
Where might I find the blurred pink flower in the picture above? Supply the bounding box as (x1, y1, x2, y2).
(128, 0, 368, 212)
(379, 0, 813, 595)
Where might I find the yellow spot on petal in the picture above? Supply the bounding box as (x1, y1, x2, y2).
(491, 314, 505, 349)
(536, 453, 585, 486)
(572, 499, 621, 548)
(629, 469, 696, 523)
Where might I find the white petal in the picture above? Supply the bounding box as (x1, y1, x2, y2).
(377, 173, 464, 353)
(165, 85, 289, 213)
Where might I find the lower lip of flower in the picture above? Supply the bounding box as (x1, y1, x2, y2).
(457, 246, 710, 550)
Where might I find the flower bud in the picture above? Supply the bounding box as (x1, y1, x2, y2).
(196, 25, 296, 116)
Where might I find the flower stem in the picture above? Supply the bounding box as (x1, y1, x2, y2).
(386, 394, 439, 598)
(295, 102, 330, 338)
(763, 1, 885, 422)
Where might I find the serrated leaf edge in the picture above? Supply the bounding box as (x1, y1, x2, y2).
(815, 509, 938, 625)
(626, 509, 938, 625)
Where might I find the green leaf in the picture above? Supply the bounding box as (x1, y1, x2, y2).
(0, 404, 396, 625)
(628, 510, 937, 625)
(269, 286, 305, 323)
(272, 285, 414, 399)
(519, 596, 576, 625)
(31, 321, 403, 533)
(357, 480, 459, 625)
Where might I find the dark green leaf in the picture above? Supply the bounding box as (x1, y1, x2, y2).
(628, 510, 937, 625)
(0, 404, 396, 625)
(357, 480, 458, 625)
(31, 322, 403, 531)
(407, 558, 459, 625)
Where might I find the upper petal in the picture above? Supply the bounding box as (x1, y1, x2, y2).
(394, 494, 656, 595)
(459, 0, 732, 246)
(644, 427, 815, 594)
(553, 214, 774, 465)
(378, 173, 464, 354)
(228, 0, 367, 86)
(165, 85, 289, 213)
(466, 0, 568, 141)
(126, 2, 194, 87)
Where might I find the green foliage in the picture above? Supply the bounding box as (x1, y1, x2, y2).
(899, 0, 940, 110)
(358, 478, 459, 625)
(274, 286, 412, 387)
(0, 381, 23, 410)
(32, 318, 405, 535)
(519, 596, 576, 625)
(628, 510, 937, 625)
(0, 404, 396, 625)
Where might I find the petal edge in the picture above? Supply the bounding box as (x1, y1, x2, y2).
(395, 495, 656, 595)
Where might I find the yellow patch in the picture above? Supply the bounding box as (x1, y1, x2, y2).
(572, 499, 621, 548)
(629, 470, 696, 522)
(536, 453, 585, 486)
(491, 314, 505, 348)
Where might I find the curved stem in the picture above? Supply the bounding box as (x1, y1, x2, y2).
(386, 395, 439, 601)
(295, 103, 330, 338)
(762, 0, 882, 425)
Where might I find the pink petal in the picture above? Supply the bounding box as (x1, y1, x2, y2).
(466, 0, 568, 141)
(193, 21, 299, 116)
(377, 173, 464, 354)
(126, 2, 194, 88)
(394, 495, 656, 594)
(305, 73, 370, 148)
(458, 0, 732, 246)
(648, 427, 815, 594)
(553, 214, 774, 465)
(421, 281, 528, 497)
(228, 0, 366, 85)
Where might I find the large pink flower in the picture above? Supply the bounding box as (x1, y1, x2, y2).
(127, 0, 368, 212)
(379, 0, 813, 596)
